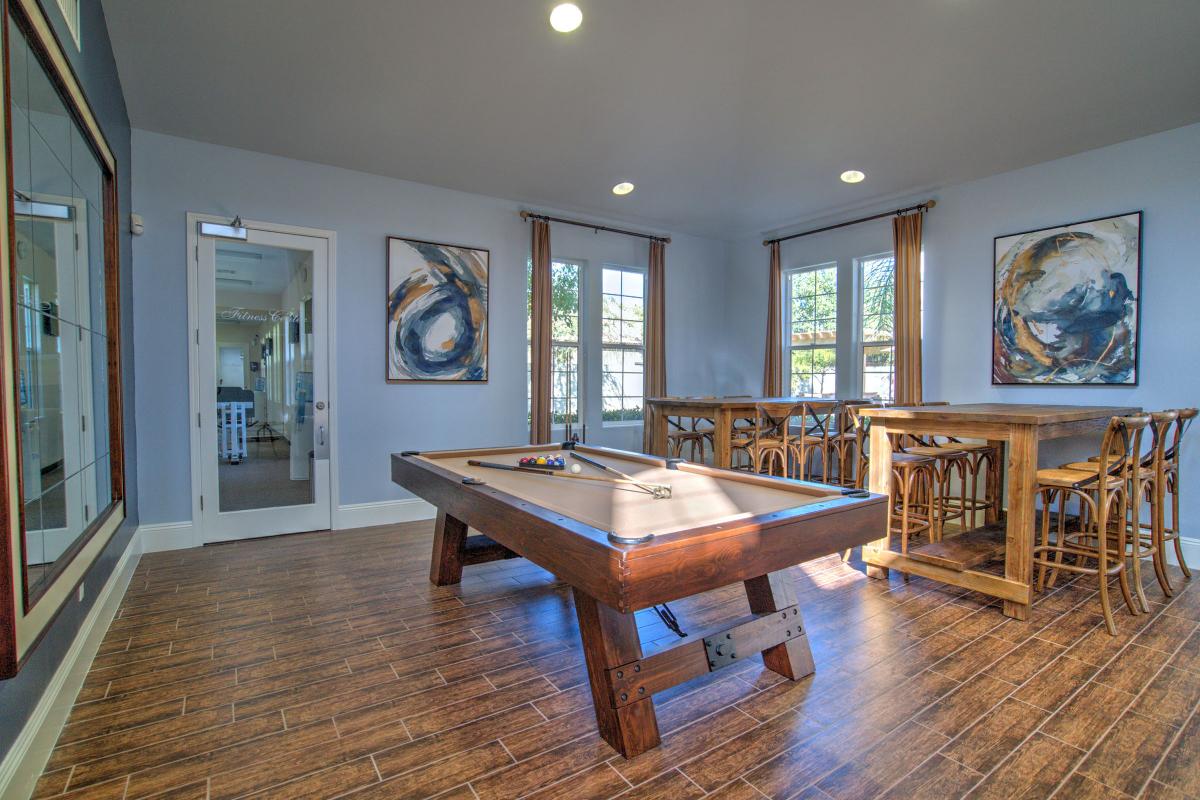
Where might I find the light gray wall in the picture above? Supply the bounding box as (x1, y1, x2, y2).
(722, 122, 1200, 526)
(131, 129, 729, 523)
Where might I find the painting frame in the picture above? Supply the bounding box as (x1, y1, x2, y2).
(992, 211, 1142, 387)
(386, 235, 490, 383)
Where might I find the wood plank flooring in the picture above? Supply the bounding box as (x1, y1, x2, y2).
(34, 521, 1200, 799)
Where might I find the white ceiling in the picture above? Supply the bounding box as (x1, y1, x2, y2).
(101, 0, 1200, 239)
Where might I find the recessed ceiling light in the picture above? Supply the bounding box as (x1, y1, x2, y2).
(612, 182, 635, 196)
(550, 3, 582, 32)
(840, 170, 866, 184)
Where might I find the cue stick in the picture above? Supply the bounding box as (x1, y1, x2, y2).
(568, 452, 672, 499)
(466, 460, 672, 498)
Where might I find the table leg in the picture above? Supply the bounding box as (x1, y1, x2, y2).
(1003, 425, 1038, 620)
(429, 510, 468, 586)
(713, 409, 732, 469)
(986, 439, 1007, 525)
(573, 589, 661, 758)
(744, 571, 814, 680)
(645, 405, 666, 456)
(864, 421, 894, 579)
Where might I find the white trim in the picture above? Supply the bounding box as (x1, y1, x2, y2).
(0, 528, 141, 800)
(1168, 536, 1200, 569)
(601, 419, 644, 429)
(186, 213, 339, 545)
(334, 499, 435, 531)
(139, 520, 200, 553)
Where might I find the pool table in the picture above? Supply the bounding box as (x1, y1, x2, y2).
(391, 443, 887, 757)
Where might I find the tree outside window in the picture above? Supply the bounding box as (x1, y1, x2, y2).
(785, 264, 837, 397)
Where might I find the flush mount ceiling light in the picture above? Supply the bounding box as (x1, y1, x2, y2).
(612, 182, 635, 196)
(550, 3, 582, 32)
(840, 170, 866, 184)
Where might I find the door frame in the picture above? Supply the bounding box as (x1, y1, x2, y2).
(186, 213, 339, 546)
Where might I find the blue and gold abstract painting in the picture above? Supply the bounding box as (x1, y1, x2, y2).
(993, 212, 1141, 385)
(387, 237, 488, 382)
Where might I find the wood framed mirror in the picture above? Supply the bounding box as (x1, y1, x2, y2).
(0, 0, 125, 677)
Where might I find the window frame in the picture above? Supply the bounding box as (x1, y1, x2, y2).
(854, 251, 896, 403)
(54, 0, 80, 49)
(527, 257, 587, 433)
(599, 264, 646, 428)
(782, 261, 839, 399)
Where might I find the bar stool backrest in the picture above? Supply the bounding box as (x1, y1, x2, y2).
(1163, 408, 1198, 473)
(1091, 414, 1151, 492)
(800, 402, 834, 441)
(1145, 411, 1180, 471)
(834, 400, 871, 438)
(754, 402, 804, 450)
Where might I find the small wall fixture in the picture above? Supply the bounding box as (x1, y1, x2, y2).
(612, 182, 635, 196)
(840, 170, 866, 184)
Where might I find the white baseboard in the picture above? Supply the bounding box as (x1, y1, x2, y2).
(139, 520, 199, 553)
(0, 527, 142, 800)
(335, 498, 435, 530)
(1169, 536, 1200, 569)
(137, 499, 435, 555)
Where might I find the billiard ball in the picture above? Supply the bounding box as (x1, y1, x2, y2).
(570, 464, 582, 474)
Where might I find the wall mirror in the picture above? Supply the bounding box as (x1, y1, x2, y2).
(1, 0, 124, 676)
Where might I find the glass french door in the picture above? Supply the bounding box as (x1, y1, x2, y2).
(196, 226, 331, 542)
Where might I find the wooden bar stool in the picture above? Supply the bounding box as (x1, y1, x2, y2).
(828, 400, 872, 487)
(850, 406, 935, 553)
(667, 416, 708, 462)
(897, 437, 969, 542)
(934, 439, 1002, 529)
(1060, 410, 1175, 611)
(1034, 414, 1150, 635)
(1161, 408, 1196, 590)
(747, 402, 804, 477)
(793, 402, 836, 482)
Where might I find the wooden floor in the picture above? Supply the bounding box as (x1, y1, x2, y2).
(33, 521, 1200, 800)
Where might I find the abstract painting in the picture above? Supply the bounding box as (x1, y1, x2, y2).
(993, 211, 1141, 385)
(387, 236, 488, 382)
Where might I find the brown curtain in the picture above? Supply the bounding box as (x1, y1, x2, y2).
(893, 211, 923, 405)
(529, 219, 552, 443)
(762, 241, 783, 396)
(642, 240, 667, 452)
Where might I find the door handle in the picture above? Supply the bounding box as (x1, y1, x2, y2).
(318, 425, 325, 446)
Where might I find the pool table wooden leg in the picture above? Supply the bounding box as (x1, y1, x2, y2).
(572, 589, 661, 759)
(429, 510, 468, 585)
(744, 571, 815, 680)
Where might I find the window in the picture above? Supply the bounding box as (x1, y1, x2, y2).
(550, 261, 582, 426)
(785, 264, 838, 397)
(859, 254, 896, 402)
(601, 267, 645, 423)
(55, 0, 80, 48)
(527, 260, 583, 427)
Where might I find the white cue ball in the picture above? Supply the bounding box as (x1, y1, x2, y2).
(570, 464, 582, 473)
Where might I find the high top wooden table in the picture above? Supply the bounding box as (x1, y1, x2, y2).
(859, 403, 1139, 620)
(645, 396, 839, 468)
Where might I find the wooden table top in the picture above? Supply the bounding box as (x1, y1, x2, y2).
(646, 396, 839, 409)
(859, 403, 1141, 425)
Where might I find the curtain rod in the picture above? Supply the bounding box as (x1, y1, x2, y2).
(520, 210, 671, 244)
(762, 199, 936, 247)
